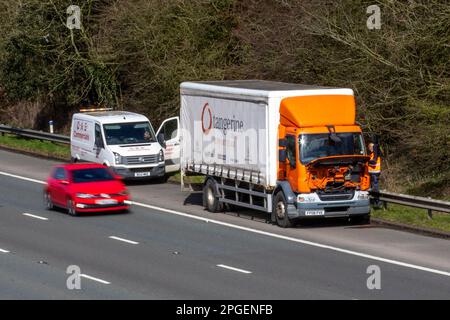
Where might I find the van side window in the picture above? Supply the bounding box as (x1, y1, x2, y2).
(286, 135, 296, 168)
(53, 168, 67, 180)
(95, 124, 104, 148)
(162, 119, 178, 140)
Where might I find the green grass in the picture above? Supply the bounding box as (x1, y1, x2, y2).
(0, 134, 70, 160)
(372, 203, 450, 233)
(167, 172, 205, 184)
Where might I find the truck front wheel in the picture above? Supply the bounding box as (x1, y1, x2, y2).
(203, 179, 223, 213)
(274, 192, 293, 228)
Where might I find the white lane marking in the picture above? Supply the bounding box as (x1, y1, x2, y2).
(0, 171, 45, 185)
(0, 248, 10, 253)
(217, 264, 252, 274)
(1, 171, 450, 278)
(23, 213, 48, 221)
(109, 236, 139, 245)
(80, 274, 110, 285)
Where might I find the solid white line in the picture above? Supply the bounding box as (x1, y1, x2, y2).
(23, 213, 48, 221)
(109, 236, 139, 245)
(217, 264, 252, 274)
(1, 170, 449, 278)
(0, 248, 10, 253)
(80, 274, 110, 285)
(0, 171, 45, 185)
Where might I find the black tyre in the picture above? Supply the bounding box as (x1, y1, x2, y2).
(274, 192, 293, 228)
(203, 179, 223, 213)
(67, 199, 78, 216)
(44, 192, 54, 210)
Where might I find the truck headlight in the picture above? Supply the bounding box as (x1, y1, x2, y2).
(113, 152, 122, 165)
(158, 149, 164, 162)
(297, 195, 316, 203)
(357, 192, 370, 200)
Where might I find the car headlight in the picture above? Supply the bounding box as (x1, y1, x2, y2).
(113, 152, 122, 165)
(297, 195, 316, 203)
(158, 149, 164, 162)
(357, 192, 370, 200)
(76, 193, 95, 199)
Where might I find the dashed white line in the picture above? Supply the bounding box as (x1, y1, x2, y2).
(0, 248, 10, 253)
(217, 264, 252, 274)
(23, 213, 48, 221)
(1, 170, 450, 278)
(80, 274, 111, 285)
(109, 236, 139, 245)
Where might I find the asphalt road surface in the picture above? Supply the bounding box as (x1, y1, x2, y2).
(0, 149, 449, 299)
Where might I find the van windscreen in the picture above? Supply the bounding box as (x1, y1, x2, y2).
(103, 122, 156, 145)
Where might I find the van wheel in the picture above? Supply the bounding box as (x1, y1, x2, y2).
(44, 192, 54, 210)
(274, 192, 293, 228)
(70, 157, 77, 163)
(203, 179, 223, 213)
(67, 199, 78, 216)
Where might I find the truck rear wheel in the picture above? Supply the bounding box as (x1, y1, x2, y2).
(274, 192, 293, 228)
(203, 179, 223, 213)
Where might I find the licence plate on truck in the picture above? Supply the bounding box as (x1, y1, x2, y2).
(305, 210, 325, 216)
(96, 199, 118, 205)
(134, 172, 151, 177)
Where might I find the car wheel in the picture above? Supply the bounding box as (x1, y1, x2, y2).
(67, 199, 78, 216)
(44, 192, 54, 210)
(274, 192, 293, 228)
(203, 179, 223, 213)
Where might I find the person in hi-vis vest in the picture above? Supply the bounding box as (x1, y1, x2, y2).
(368, 142, 381, 206)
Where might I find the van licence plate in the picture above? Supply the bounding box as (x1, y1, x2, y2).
(305, 210, 325, 216)
(135, 171, 151, 177)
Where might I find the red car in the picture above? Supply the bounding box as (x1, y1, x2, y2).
(44, 163, 130, 216)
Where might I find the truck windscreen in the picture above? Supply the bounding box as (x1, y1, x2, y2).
(103, 122, 156, 145)
(299, 133, 366, 164)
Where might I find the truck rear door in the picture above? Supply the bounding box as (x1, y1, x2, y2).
(156, 117, 180, 173)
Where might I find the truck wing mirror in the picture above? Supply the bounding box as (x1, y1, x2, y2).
(279, 149, 287, 162)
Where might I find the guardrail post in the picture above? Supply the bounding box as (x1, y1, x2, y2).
(427, 209, 433, 220)
(49, 120, 54, 134)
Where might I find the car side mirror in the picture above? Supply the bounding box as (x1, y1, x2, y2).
(114, 174, 123, 180)
(157, 133, 166, 148)
(59, 180, 70, 185)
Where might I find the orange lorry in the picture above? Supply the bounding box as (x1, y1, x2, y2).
(174, 80, 371, 227)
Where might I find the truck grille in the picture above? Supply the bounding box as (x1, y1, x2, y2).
(124, 155, 158, 165)
(317, 190, 355, 201)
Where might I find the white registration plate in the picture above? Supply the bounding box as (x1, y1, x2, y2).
(305, 210, 325, 216)
(96, 199, 118, 205)
(134, 171, 151, 177)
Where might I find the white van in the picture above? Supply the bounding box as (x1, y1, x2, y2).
(70, 110, 180, 179)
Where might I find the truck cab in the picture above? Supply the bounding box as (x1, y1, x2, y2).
(275, 94, 371, 226)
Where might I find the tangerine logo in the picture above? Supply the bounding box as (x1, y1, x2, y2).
(201, 102, 212, 134)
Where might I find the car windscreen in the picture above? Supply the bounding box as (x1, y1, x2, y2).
(300, 132, 365, 164)
(103, 122, 156, 145)
(72, 168, 115, 183)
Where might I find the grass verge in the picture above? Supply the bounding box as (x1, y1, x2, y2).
(0, 133, 70, 161)
(371, 204, 450, 234)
